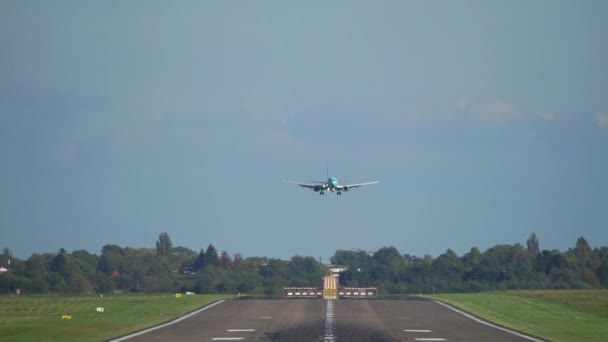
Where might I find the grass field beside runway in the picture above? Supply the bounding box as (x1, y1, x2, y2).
(0, 293, 231, 342)
(427, 290, 608, 342)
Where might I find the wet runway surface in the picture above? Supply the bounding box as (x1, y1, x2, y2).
(118, 298, 537, 341)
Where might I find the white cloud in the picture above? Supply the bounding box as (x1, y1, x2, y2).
(469, 98, 519, 123)
(596, 112, 608, 127)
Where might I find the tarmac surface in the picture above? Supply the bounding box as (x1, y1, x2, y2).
(118, 298, 539, 342)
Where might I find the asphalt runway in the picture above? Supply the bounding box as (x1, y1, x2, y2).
(115, 298, 540, 342)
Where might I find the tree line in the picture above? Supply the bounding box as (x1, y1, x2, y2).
(333, 234, 608, 293)
(1, 233, 607, 295)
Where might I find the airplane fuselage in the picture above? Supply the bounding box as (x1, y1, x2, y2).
(320, 177, 347, 195)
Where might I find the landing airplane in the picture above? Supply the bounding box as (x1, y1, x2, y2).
(283, 168, 379, 195)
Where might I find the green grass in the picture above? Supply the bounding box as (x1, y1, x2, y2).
(0, 293, 231, 342)
(426, 290, 608, 342)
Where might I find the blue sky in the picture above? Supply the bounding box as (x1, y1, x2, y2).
(1, 1, 607, 260)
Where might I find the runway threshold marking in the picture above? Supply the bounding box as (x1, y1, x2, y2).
(109, 300, 226, 341)
(432, 300, 545, 342)
(405, 329, 432, 332)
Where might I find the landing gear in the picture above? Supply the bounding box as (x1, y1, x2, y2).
(337, 192, 342, 195)
(320, 191, 324, 195)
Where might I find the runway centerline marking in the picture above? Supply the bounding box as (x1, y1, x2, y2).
(415, 338, 446, 341)
(212, 338, 244, 341)
(227, 329, 255, 332)
(405, 329, 432, 332)
(324, 299, 335, 342)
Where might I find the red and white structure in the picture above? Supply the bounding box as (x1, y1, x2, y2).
(283, 287, 322, 298)
(283, 265, 378, 299)
(338, 287, 378, 298)
(323, 274, 339, 299)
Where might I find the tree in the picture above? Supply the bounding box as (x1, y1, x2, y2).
(5, 230, 608, 295)
(72, 250, 98, 271)
(572, 236, 597, 286)
(332, 250, 371, 265)
(51, 253, 69, 277)
(0, 274, 31, 293)
(1, 246, 13, 269)
(574, 236, 592, 260)
(233, 253, 244, 270)
(288, 256, 325, 286)
(25, 254, 48, 278)
(205, 244, 220, 267)
(156, 232, 172, 257)
(46, 272, 66, 292)
(526, 233, 540, 255)
(193, 249, 206, 271)
(93, 271, 115, 293)
(98, 245, 124, 274)
(259, 259, 288, 278)
(370, 247, 404, 286)
(462, 247, 482, 281)
(433, 249, 464, 284)
(219, 251, 232, 269)
(597, 259, 608, 286)
(372, 247, 402, 266)
(31, 277, 49, 293)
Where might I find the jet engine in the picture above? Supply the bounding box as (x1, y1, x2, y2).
(342, 186, 349, 192)
(313, 185, 324, 192)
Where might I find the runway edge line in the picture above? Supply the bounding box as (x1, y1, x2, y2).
(432, 300, 545, 342)
(109, 300, 226, 341)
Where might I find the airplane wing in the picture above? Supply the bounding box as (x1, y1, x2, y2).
(342, 181, 379, 189)
(282, 181, 322, 189)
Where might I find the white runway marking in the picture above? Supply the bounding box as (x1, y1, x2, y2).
(257, 316, 272, 319)
(227, 329, 255, 332)
(212, 338, 244, 341)
(405, 329, 432, 332)
(433, 300, 545, 342)
(324, 299, 335, 342)
(415, 338, 446, 341)
(109, 300, 225, 341)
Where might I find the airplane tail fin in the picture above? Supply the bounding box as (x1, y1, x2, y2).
(326, 161, 329, 179)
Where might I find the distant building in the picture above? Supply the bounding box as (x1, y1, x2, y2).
(327, 264, 348, 274)
(111, 270, 121, 278)
(0, 267, 8, 274)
